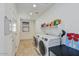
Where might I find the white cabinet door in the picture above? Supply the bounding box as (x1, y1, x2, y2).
(7, 34, 16, 56)
(10, 34, 16, 56)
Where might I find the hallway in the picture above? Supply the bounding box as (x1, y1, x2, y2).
(0, 3, 79, 56)
(16, 39, 40, 56)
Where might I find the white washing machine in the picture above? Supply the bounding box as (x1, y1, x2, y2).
(34, 34, 43, 55)
(39, 35, 60, 56)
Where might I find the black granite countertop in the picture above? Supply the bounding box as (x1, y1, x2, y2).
(49, 45, 79, 56)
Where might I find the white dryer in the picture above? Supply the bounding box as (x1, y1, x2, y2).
(39, 35, 60, 56)
(34, 34, 43, 55)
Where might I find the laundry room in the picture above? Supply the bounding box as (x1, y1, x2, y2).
(35, 3, 79, 56)
(0, 3, 79, 56)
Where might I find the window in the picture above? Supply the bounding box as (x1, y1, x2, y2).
(22, 22, 29, 32)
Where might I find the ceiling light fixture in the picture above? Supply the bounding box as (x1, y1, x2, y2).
(33, 4, 37, 8)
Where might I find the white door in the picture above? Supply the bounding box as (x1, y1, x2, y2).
(11, 20, 17, 56)
(11, 34, 16, 56)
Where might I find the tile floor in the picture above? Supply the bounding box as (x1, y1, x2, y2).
(16, 39, 40, 56)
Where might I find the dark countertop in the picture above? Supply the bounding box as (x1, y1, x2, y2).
(49, 45, 79, 56)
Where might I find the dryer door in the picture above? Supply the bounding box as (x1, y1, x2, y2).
(39, 40, 47, 56)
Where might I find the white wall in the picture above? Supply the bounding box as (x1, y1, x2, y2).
(4, 3, 19, 55)
(18, 12, 35, 40)
(36, 3, 79, 34)
(0, 3, 6, 55)
(20, 18, 35, 40)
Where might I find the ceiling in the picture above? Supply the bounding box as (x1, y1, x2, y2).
(15, 3, 54, 20)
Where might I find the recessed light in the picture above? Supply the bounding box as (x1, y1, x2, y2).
(33, 4, 37, 8)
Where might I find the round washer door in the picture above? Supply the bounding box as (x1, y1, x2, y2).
(39, 40, 47, 56)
